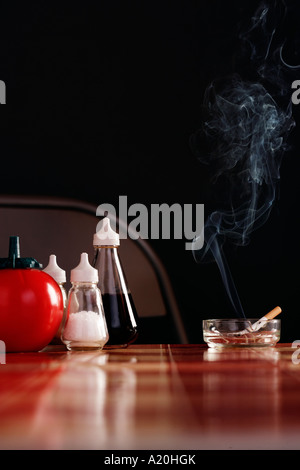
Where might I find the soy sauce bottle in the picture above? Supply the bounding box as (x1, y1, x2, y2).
(92, 217, 138, 348)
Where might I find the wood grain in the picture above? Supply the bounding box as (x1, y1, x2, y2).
(0, 343, 299, 449)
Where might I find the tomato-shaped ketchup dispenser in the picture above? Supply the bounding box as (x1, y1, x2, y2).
(0, 236, 64, 352)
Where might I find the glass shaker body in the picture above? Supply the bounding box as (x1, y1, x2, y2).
(61, 281, 109, 351)
(93, 246, 138, 348)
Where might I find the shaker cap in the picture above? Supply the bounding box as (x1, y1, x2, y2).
(43, 254, 66, 283)
(71, 252, 98, 283)
(93, 217, 120, 246)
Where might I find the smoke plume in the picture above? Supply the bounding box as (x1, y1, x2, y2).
(191, 2, 296, 317)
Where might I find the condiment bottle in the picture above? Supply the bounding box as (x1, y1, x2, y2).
(43, 254, 67, 345)
(0, 236, 64, 352)
(61, 252, 109, 351)
(92, 217, 138, 348)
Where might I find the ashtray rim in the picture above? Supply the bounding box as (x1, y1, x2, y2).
(202, 318, 281, 348)
(203, 318, 281, 322)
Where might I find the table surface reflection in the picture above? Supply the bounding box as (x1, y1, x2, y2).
(0, 343, 300, 450)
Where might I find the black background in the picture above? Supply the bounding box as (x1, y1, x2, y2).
(1, 0, 300, 342)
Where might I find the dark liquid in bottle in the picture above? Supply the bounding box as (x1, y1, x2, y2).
(102, 292, 138, 347)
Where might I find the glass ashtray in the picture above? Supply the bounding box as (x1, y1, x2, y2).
(203, 318, 281, 348)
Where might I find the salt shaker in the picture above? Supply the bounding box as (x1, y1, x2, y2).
(43, 254, 67, 345)
(61, 252, 109, 351)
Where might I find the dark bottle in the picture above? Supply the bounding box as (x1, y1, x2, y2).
(93, 217, 138, 348)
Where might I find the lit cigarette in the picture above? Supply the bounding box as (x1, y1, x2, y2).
(211, 307, 282, 338)
(239, 306, 282, 334)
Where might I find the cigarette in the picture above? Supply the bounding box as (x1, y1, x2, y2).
(239, 306, 282, 334)
(211, 307, 282, 338)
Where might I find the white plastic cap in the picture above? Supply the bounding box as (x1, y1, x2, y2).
(71, 252, 99, 283)
(43, 254, 66, 283)
(93, 217, 120, 246)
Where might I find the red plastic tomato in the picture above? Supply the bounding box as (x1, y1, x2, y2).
(0, 269, 63, 352)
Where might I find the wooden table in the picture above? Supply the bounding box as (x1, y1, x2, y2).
(0, 343, 300, 450)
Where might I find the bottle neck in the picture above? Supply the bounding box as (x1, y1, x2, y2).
(71, 281, 98, 287)
(94, 245, 119, 249)
(93, 244, 128, 295)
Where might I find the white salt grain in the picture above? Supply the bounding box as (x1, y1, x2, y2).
(63, 310, 107, 342)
